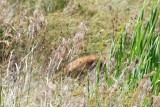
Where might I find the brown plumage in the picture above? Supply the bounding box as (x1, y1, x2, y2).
(52, 55, 105, 81)
(64, 55, 105, 75)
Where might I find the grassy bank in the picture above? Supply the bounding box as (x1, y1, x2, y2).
(0, 0, 160, 106)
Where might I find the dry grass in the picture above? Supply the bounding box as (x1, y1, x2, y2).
(129, 71, 156, 107)
(0, 0, 159, 107)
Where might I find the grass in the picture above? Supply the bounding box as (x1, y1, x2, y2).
(0, 0, 160, 106)
(113, 0, 160, 105)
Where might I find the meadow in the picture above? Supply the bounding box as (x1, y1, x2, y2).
(0, 0, 160, 106)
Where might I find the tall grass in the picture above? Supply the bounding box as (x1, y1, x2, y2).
(114, 0, 160, 94)
(1, 0, 160, 106)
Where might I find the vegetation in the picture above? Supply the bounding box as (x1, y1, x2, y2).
(0, 0, 160, 106)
